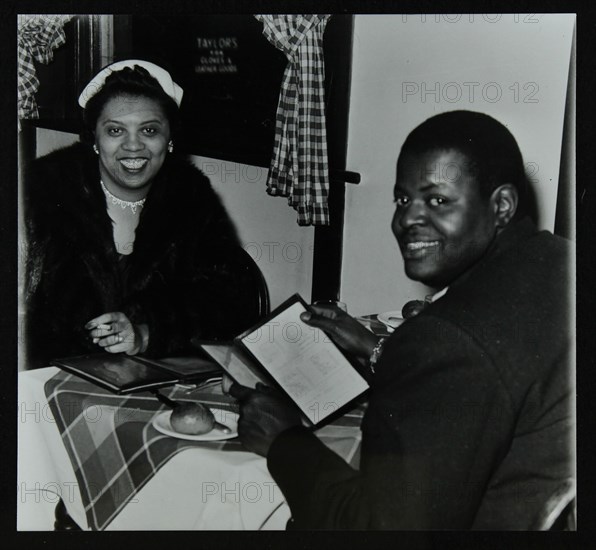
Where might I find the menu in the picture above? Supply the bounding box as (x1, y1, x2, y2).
(197, 294, 369, 425)
(50, 354, 222, 394)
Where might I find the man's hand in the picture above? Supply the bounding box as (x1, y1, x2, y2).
(300, 305, 380, 361)
(229, 383, 303, 457)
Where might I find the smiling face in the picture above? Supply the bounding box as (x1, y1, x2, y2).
(392, 149, 500, 289)
(94, 94, 170, 200)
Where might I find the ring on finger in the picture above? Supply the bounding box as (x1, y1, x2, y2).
(97, 324, 113, 334)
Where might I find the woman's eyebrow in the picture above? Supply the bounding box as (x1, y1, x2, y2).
(101, 118, 164, 125)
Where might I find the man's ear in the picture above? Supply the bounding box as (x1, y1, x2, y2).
(491, 184, 518, 228)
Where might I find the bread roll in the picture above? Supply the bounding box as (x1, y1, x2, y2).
(170, 402, 216, 435)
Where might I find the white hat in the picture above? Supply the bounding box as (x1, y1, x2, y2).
(78, 59, 184, 108)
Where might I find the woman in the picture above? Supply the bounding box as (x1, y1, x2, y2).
(24, 59, 265, 369)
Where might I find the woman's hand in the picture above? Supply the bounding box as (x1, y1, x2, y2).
(85, 312, 148, 355)
(300, 305, 380, 361)
(229, 383, 303, 457)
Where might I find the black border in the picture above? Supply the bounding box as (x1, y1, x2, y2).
(5, 0, 596, 547)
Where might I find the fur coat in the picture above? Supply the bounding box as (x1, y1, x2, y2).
(24, 142, 264, 369)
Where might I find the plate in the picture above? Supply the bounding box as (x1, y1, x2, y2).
(377, 311, 404, 331)
(152, 407, 239, 441)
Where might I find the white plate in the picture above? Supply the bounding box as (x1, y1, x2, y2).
(377, 311, 404, 330)
(152, 407, 239, 441)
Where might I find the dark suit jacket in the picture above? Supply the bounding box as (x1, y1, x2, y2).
(268, 217, 574, 529)
(24, 142, 264, 369)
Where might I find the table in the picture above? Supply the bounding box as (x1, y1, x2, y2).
(18, 366, 365, 530)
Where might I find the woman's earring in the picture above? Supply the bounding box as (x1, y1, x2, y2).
(167, 141, 174, 153)
(93, 144, 99, 155)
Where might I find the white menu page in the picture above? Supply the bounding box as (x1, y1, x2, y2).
(240, 300, 369, 424)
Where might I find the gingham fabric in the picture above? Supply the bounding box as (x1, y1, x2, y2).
(44, 370, 364, 530)
(17, 14, 72, 125)
(255, 15, 331, 225)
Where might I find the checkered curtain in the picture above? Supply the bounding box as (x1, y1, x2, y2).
(255, 14, 331, 226)
(17, 14, 72, 128)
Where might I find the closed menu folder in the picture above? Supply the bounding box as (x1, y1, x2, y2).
(51, 354, 223, 394)
(194, 294, 369, 425)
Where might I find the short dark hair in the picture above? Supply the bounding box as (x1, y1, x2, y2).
(81, 64, 180, 143)
(398, 110, 528, 216)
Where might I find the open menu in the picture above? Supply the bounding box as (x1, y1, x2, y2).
(196, 294, 369, 425)
(50, 354, 223, 394)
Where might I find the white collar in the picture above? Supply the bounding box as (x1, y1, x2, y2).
(429, 287, 449, 303)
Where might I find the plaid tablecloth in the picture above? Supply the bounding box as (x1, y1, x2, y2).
(44, 370, 365, 530)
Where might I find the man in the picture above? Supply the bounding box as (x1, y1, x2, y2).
(230, 111, 574, 529)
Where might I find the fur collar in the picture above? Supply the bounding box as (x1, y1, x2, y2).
(28, 141, 232, 294)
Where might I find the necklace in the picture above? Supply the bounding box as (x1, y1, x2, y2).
(100, 180, 146, 215)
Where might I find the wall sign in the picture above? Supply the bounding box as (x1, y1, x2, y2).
(117, 15, 288, 167)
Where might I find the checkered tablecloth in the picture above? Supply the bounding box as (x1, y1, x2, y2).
(44, 370, 364, 530)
